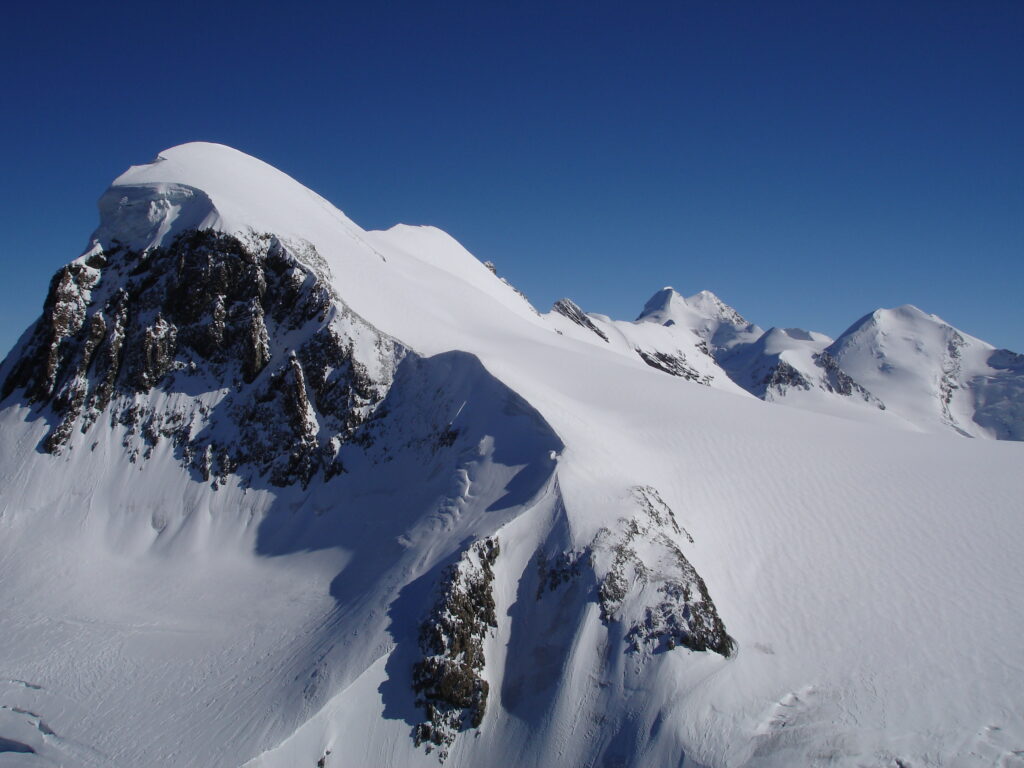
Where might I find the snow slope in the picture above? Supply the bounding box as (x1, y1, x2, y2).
(1, 142, 1023, 768)
(826, 305, 1024, 438)
(559, 283, 1024, 439)
(545, 295, 749, 394)
(636, 287, 764, 354)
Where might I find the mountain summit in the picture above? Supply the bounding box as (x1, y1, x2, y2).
(823, 305, 1024, 438)
(96, 142, 364, 252)
(1, 143, 1022, 768)
(636, 286, 763, 354)
(638, 287, 748, 330)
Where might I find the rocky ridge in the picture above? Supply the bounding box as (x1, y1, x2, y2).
(635, 346, 714, 385)
(594, 486, 733, 657)
(413, 538, 501, 760)
(552, 298, 609, 343)
(2, 228, 404, 487)
(535, 486, 733, 659)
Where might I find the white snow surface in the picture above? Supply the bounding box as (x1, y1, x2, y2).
(709, 327, 903, 428)
(636, 286, 765, 353)
(827, 305, 1010, 437)
(545, 299, 749, 395)
(1, 142, 1023, 768)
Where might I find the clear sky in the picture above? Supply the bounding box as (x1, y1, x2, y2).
(1, 1, 1022, 358)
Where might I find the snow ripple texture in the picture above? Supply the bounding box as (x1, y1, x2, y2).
(0, 142, 1022, 768)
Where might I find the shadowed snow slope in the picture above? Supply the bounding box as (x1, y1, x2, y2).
(1, 143, 1022, 768)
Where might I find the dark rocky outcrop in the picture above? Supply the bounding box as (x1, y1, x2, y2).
(635, 348, 713, 385)
(595, 486, 732, 657)
(759, 360, 811, 395)
(3, 261, 100, 404)
(2, 229, 402, 487)
(813, 351, 884, 407)
(535, 549, 585, 599)
(552, 298, 609, 342)
(534, 486, 732, 659)
(938, 330, 967, 429)
(413, 538, 500, 760)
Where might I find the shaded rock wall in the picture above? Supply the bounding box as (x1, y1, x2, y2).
(3, 229, 403, 487)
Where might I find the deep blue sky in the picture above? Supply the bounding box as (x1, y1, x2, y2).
(2, 1, 1022, 358)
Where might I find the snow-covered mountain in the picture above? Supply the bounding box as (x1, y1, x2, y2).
(636, 287, 764, 354)
(1, 142, 1022, 768)
(547, 293, 745, 391)
(556, 285, 1024, 439)
(824, 305, 1024, 439)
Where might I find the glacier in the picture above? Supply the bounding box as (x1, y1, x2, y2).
(0, 142, 1022, 768)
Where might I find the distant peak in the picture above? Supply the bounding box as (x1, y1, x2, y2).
(636, 286, 753, 330)
(866, 305, 940, 327)
(683, 289, 722, 308)
(684, 289, 749, 327)
(862, 304, 935, 320)
(834, 304, 952, 346)
(888, 304, 934, 321)
(762, 326, 812, 341)
(782, 327, 815, 342)
(636, 287, 682, 322)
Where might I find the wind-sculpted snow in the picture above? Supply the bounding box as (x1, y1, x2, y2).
(95, 182, 220, 253)
(2, 142, 1024, 768)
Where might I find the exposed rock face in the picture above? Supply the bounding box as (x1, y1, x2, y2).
(535, 549, 585, 599)
(635, 348, 713, 385)
(938, 330, 968, 432)
(534, 486, 732, 659)
(812, 351, 884, 407)
(552, 298, 609, 342)
(413, 538, 500, 760)
(136, 314, 178, 390)
(3, 229, 403, 487)
(759, 360, 811, 396)
(722, 343, 884, 407)
(593, 486, 733, 657)
(3, 262, 99, 404)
